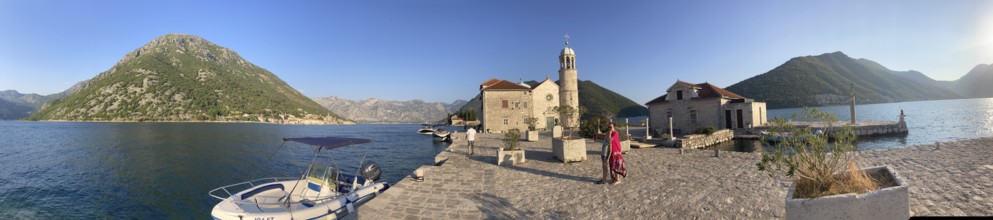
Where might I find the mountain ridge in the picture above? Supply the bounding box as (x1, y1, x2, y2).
(312, 96, 466, 124)
(27, 34, 349, 124)
(726, 51, 963, 108)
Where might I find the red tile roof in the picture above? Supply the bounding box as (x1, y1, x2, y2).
(482, 80, 531, 91)
(645, 81, 746, 105)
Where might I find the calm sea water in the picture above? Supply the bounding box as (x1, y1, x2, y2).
(1, 98, 991, 218)
(0, 122, 450, 219)
(710, 97, 993, 151)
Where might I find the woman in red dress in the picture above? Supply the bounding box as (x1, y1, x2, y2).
(609, 123, 627, 184)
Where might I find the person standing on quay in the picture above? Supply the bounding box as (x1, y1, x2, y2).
(609, 123, 627, 184)
(597, 126, 612, 184)
(466, 126, 477, 156)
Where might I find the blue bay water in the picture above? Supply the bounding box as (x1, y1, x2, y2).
(1, 98, 992, 218)
(0, 123, 450, 219)
(712, 97, 993, 151)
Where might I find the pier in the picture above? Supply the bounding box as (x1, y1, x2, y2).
(353, 133, 993, 219)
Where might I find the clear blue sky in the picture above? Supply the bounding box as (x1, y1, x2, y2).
(2, 0, 991, 104)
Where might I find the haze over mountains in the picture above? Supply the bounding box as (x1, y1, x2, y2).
(726, 52, 992, 108)
(23, 34, 348, 123)
(312, 96, 466, 124)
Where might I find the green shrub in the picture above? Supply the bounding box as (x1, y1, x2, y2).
(503, 129, 521, 150)
(695, 126, 716, 135)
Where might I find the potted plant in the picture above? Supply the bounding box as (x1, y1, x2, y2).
(756, 108, 908, 220)
(524, 116, 540, 142)
(497, 129, 526, 165)
(552, 105, 587, 163)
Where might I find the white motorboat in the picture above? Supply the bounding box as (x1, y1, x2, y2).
(432, 129, 452, 142)
(208, 137, 390, 220)
(417, 124, 435, 135)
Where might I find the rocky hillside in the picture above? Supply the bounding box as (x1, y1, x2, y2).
(457, 79, 649, 119)
(726, 52, 962, 108)
(313, 96, 466, 124)
(27, 34, 348, 124)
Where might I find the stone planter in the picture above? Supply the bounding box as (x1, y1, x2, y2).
(552, 137, 586, 163)
(620, 140, 630, 153)
(552, 126, 562, 138)
(785, 166, 909, 220)
(496, 148, 526, 166)
(526, 130, 539, 142)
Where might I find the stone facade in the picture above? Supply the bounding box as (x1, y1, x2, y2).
(479, 38, 578, 133)
(646, 81, 766, 136)
(558, 42, 579, 129)
(480, 80, 533, 133)
(530, 79, 560, 131)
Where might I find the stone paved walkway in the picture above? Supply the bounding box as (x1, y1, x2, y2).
(353, 133, 993, 219)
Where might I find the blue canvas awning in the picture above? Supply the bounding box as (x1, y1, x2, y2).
(283, 137, 372, 150)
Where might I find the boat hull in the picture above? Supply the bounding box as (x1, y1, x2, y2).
(211, 180, 389, 220)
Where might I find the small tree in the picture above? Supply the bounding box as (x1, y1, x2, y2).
(554, 105, 586, 138)
(756, 107, 878, 199)
(524, 116, 539, 131)
(503, 129, 522, 150)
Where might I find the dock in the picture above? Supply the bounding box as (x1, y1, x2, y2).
(353, 133, 993, 219)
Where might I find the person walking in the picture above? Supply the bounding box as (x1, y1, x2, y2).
(466, 126, 477, 156)
(608, 123, 627, 184)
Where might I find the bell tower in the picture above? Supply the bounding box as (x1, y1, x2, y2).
(558, 34, 579, 128)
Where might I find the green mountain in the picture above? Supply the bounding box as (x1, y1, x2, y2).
(946, 64, 993, 98)
(725, 52, 962, 108)
(27, 34, 347, 123)
(457, 79, 648, 119)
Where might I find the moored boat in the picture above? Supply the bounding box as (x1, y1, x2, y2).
(208, 137, 390, 220)
(432, 129, 452, 142)
(417, 124, 435, 135)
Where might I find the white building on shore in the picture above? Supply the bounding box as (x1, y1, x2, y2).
(646, 81, 766, 135)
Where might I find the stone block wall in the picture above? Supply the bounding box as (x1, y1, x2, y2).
(679, 129, 734, 149)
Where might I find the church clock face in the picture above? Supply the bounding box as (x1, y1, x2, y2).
(546, 94, 553, 101)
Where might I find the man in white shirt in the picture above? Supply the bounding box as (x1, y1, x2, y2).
(466, 126, 477, 156)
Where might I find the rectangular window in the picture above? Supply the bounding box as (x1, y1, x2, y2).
(677, 90, 683, 100)
(514, 101, 520, 109)
(502, 100, 508, 108)
(502, 118, 509, 125)
(690, 110, 697, 124)
(522, 102, 528, 109)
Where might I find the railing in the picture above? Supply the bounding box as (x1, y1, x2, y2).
(207, 177, 298, 201)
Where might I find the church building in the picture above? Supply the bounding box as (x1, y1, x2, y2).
(479, 36, 579, 133)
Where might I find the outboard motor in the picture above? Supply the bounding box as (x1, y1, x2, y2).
(361, 161, 382, 182)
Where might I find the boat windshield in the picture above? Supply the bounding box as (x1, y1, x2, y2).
(306, 163, 338, 194)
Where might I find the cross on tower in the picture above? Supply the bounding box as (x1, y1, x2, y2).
(564, 34, 570, 46)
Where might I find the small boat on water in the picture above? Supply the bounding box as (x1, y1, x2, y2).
(208, 137, 390, 220)
(417, 124, 435, 135)
(432, 129, 452, 142)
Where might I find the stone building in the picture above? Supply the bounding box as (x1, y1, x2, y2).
(479, 36, 578, 133)
(645, 81, 766, 135)
(479, 78, 560, 132)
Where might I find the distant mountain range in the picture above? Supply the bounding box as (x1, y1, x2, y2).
(312, 96, 467, 124)
(457, 79, 649, 119)
(725, 51, 993, 108)
(25, 34, 348, 123)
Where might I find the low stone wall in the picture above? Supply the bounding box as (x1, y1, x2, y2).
(679, 129, 734, 149)
(852, 121, 908, 136)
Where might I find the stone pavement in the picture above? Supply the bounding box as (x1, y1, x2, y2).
(353, 133, 993, 219)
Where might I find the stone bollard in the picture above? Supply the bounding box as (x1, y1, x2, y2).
(714, 149, 720, 158)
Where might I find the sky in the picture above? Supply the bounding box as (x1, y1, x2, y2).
(2, 0, 992, 104)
